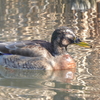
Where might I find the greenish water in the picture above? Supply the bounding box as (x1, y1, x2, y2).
(0, 0, 100, 100)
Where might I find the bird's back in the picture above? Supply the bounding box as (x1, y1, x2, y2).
(0, 40, 53, 57)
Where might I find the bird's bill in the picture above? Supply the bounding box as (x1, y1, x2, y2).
(74, 42, 92, 48)
(74, 38, 92, 48)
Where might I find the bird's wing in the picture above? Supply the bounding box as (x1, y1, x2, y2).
(0, 40, 52, 57)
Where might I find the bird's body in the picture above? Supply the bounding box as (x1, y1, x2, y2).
(0, 26, 90, 70)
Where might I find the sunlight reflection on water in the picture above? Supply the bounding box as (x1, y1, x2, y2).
(0, 0, 100, 100)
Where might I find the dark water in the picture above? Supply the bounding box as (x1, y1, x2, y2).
(0, 0, 100, 100)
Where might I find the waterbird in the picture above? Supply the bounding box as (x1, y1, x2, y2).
(0, 26, 91, 70)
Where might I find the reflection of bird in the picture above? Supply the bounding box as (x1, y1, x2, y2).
(0, 26, 90, 70)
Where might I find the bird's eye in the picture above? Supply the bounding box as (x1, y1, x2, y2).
(74, 38, 81, 43)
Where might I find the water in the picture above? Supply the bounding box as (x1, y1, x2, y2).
(0, 0, 100, 100)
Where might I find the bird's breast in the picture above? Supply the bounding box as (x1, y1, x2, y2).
(53, 54, 76, 70)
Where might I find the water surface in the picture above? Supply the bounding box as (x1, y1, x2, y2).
(0, 0, 100, 100)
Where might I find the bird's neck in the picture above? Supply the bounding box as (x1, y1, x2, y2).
(51, 41, 67, 55)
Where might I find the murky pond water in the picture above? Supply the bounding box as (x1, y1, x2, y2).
(0, 0, 100, 100)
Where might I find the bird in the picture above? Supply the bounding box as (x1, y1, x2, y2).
(0, 26, 91, 70)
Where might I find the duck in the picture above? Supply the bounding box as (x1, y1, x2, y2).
(0, 26, 91, 70)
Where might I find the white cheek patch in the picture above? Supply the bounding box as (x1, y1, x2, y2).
(62, 39, 69, 45)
